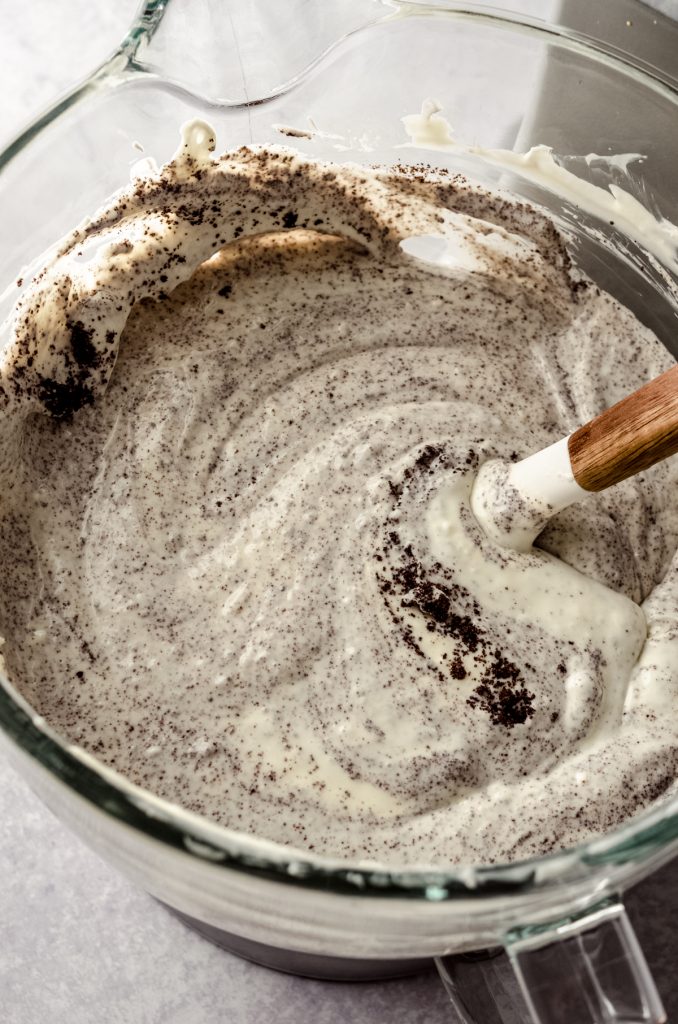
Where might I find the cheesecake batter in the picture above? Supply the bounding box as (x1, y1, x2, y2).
(0, 123, 676, 864)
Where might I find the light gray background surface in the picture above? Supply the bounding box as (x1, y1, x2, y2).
(0, 2, 676, 1022)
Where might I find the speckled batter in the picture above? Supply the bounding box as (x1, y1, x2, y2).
(0, 124, 676, 864)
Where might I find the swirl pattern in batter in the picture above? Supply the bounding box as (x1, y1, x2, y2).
(0, 123, 676, 863)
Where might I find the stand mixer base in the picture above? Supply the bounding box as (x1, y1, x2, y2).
(163, 904, 434, 981)
(162, 905, 536, 1022)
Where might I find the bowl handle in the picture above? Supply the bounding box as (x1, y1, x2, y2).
(435, 900, 666, 1024)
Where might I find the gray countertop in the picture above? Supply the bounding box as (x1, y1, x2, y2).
(0, 2, 676, 1022)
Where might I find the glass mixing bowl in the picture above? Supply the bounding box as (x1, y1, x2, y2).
(1, 2, 677, 1021)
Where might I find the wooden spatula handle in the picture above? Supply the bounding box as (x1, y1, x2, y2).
(568, 363, 678, 492)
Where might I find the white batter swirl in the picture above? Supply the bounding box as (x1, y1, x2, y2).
(0, 123, 676, 864)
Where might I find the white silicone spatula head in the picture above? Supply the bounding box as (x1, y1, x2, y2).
(471, 363, 678, 550)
